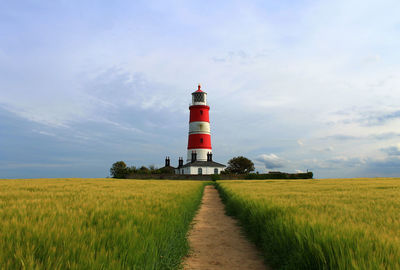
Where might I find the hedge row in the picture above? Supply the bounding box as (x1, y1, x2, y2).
(245, 172, 313, 180)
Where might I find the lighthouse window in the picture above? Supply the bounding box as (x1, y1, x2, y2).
(193, 93, 205, 102)
(200, 138, 203, 143)
(200, 110, 203, 115)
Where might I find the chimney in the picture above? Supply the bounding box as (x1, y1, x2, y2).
(179, 157, 183, 167)
(191, 151, 197, 163)
(165, 156, 170, 167)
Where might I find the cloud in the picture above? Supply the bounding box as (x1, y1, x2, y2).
(300, 154, 400, 178)
(312, 146, 334, 153)
(381, 144, 400, 156)
(326, 108, 400, 127)
(255, 154, 287, 169)
(368, 157, 400, 168)
(0, 67, 183, 131)
(360, 110, 400, 126)
(363, 157, 400, 177)
(363, 54, 382, 63)
(328, 156, 366, 166)
(321, 132, 400, 142)
(325, 135, 359, 141)
(297, 139, 304, 146)
(211, 50, 264, 63)
(32, 129, 57, 137)
(301, 156, 367, 171)
(84, 69, 182, 112)
(370, 133, 400, 140)
(374, 111, 400, 124)
(2, 0, 400, 178)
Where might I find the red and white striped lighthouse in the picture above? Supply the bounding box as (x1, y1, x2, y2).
(172, 84, 225, 175)
(187, 84, 212, 162)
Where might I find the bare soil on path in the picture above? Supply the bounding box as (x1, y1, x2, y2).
(183, 185, 268, 270)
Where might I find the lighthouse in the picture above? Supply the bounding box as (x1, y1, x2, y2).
(187, 84, 211, 162)
(175, 84, 226, 175)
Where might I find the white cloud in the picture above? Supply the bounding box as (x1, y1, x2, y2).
(32, 130, 56, 137)
(363, 54, 382, 63)
(255, 154, 288, 170)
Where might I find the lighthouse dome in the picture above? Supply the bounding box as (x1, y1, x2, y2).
(191, 84, 207, 105)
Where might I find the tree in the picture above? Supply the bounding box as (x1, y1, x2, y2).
(138, 166, 150, 174)
(128, 166, 137, 174)
(225, 156, 255, 174)
(110, 161, 129, 178)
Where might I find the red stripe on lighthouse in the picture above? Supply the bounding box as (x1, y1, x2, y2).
(187, 134, 212, 149)
(189, 105, 210, 122)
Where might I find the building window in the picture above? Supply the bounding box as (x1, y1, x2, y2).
(214, 168, 218, 174)
(182, 169, 184, 174)
(200, 138, 203, 143)
(198, 168, 202, 175)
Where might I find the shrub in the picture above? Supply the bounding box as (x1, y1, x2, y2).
(211, 174, 221, 181)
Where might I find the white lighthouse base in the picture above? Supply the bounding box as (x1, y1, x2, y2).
(186, 149, 211, 162)
(175, 160, 226, 175)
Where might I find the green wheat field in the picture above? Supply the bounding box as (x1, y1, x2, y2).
(1, 178, 400, 269)
(217, 178, 400, 269)
(0, 179, 205, 269)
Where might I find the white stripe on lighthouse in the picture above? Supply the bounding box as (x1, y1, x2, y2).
(189, 121, 210, 134)
(187, 149, 212, 162)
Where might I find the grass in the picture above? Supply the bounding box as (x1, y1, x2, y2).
(217, 178, 400, 269)
(0, 178, 206, 269)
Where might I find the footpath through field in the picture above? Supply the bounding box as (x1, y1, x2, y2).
(183, 185, 268, 270)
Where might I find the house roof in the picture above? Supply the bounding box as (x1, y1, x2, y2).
(181, 160, 226, 168)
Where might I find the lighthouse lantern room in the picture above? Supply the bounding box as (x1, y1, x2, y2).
(175, 84, 226, 175)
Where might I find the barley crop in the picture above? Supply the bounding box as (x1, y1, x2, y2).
(0, 178, 206, 269)
(217, 178, 400, 269)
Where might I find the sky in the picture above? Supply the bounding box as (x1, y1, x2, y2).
(1, 0, 400, 179)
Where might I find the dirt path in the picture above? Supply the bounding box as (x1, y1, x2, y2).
(183, 185, 268, 270)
